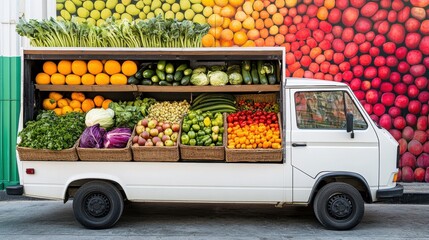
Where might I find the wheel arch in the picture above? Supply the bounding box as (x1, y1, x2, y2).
(308, 172, 373, 204)
(64, 178, 127, 203)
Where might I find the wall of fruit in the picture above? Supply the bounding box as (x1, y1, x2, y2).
(52, 0, 429, 182)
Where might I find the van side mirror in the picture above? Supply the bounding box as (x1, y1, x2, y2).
(346, 112, 355, 139)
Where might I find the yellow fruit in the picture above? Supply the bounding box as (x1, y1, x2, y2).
(65, 1, 76, 14)
(43, 61, 57, 75)
(69, 100, 82, 109)
(203, 6, 213, 17)
(184, 9, 195, 20)
(73, 108, 84, 113)
(102, 99, 113, 109)
(43, 98, 57, 110)
(83, 1, 93, 10)
(110, 73, 127, 85)
(121, 13, 133, 22)
(154, 9, 164, 18)
(151, 0, 162, 11)
(87, 18, 96, 25)
(126, 4, 139, 16)
(35, 73, 51, 84)
(193, 14, 206, 24)
(93, 95, 105, 107)
(202, 0, 215, 7)
(139, 12, 147, 19)
(106, 0, 118, 9)
(166, 0, 175, 3)
(87, 60, 103, 74)
(48, 92, 63, 101)
(143, 5, 151, 13)
(53, 108, 63, 116)
(57, 3, 64, 11)
(57, 99, 69, 108)
(171, 3, 180, 12)
(191, 3, 204, 13)
(66, 74, 81, 85)
(180, 0, 191, 10)
(94, 0, 105, 10)
(82, 99, 95, 113)
(50, 73, 66, 85)
(97, 19, 106, 27)
(77, 7, 90, 18)
(147, 12, 155, 19)
(190, 0, 201, 3)
(165, 11, 174, 19)
(71, 92, 86, 102)
(104, 60, 121, 75)
(113, 13, 121, 20)
(143, 0, 151, 5)
(72, 0, 83, 7)
(58, 60, 72, 75)
(122, 0, 132, 5)
(90, 10, 101, 20)
(71, 60, 87, 76)
(81, 73, 95, 85)
(136, 1, 144, 9)
(95, 73, 110, 85)
(115, 3, 125, 13)
(175, 12, 184, 21)
(121, 60, 138, 76)
(62, 106, 74, 115)
(60, 10, 72, 20)
(101, 8, 112, 19)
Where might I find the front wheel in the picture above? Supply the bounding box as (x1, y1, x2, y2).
(313, 182, 364, 230)
(73, 181, 124, 229)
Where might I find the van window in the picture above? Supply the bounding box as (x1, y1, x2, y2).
(295, 91, 367, 130)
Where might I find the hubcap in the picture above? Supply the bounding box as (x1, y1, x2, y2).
(84, 193, 111, 218)
(327, 194, 353, 220)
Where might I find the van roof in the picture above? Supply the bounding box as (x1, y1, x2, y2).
(285, 78, 348, 88)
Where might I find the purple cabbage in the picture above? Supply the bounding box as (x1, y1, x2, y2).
(79, 124, 106, 148)
(103, 127, 132, 148)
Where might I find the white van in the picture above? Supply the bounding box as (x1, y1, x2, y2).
(7, 48, 402, 231)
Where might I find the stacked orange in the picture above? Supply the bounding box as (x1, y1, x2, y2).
(35, 60, 137, 85)
(202, 0, 287, 47)
(227, 122, 281, 149)
(42, 91, 113, 116)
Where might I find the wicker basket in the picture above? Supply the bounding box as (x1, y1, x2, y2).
(225, 113, 283, 163)
(17, 141, 79, 161)
(77, 130, 133, 162)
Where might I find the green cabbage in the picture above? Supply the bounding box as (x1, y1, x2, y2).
(208, 70, 228, 86)
(85, 108, 115, 129)
(190, 72, 209, 86)
(228, 72, 243, 85)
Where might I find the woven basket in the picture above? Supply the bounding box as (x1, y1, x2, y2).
(77, 129, 133, 162)
(17, 141, 79, 161)
(225, 113, 283, 163)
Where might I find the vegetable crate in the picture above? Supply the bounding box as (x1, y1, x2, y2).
(16, 141, 79, 161)
(226, 93, 283, 163)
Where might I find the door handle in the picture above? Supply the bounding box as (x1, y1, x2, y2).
(292, 143, 307, 147)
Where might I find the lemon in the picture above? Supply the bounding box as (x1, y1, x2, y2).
(101, 8, 112, 19)
(86, 17, 96, 25)
(184, 9, 195, 20)
(143, 5, 150, 13)
(166, 0, 175, 4)
(190, 0, 201, 3)
(202, 6, 212, 17)
(61, 9, 72, 20)
(146, 12, 155, 19)
(162, 3, 170, 11)
(94, 0, 105, 10)
(82, 1, 93, 10)
(74, 17, 86, 23)
(175, 12, 184, 21)
(113, 12, 121, 19)
(143, 0, 151, 5)
(191, 3, 203, 13)
(106, 0, 118, 9)
(96, 19, 105, 26)
(115, 3, 125, 13)
(121, 0, 132, 5)
(165, 10, 174, 19)
(77, 7, 90, 18)
(71, 0, 83, 7)
(65, 1, 76, 14)
(139, 12, 147, 19)
(151, 0, 161, 11)
(136, 1, 144, 9)
(154, 8, 164, 18)
(90, 9, 101, 19)
(121, 13, 133, 22)
(56, 3, 64, 11)
(56, 16, 65, 21)
(126, 4, 139, 16)
(192, 13, 206, 24)
(171, 3, 180, 13)
(180, 0, 191, 10)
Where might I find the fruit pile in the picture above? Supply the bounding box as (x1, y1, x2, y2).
(35, 60, 138, 85)
(180, 110, 225, 146)
(42, 91, 112, 115)
(132, 119, 181, 147)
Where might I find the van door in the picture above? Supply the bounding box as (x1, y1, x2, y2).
(289, 89, 379, 202)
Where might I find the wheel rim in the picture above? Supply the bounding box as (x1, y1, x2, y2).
(83, 192, 111, 218)
(327, 193, 353, 220)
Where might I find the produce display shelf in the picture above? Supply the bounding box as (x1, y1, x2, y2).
(35, 84, 281, 92)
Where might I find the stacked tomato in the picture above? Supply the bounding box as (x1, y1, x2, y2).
(226, 110, 281, 149)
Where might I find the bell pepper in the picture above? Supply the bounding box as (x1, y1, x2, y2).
(181, 134, 190, 145)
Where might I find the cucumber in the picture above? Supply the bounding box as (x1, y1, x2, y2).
(157, 60, 166, 71)
(141, 79, 153, 85)
(242, 68, 252, 85)
(159, 80, 172, 86)
(174, 71, 184, 81)
(194, 97, 235, 106)
(134, 67, 145, 79)
(197, 104, 237, 113)
(242, 60, 251, 71)
(192, 93, 235, 106)
(176, 63, 188, 72)
(143, 69, 155, 78)
(180, 75, 191, 85)
(183, 68, 193, 76)
(192, 100, 235, 110)
(156, 69, 166, 81)
(267, 73, 277, 85)
(257, 61, 268, 84)
(127, 76, 139, 85)
(166, 73, 174, 82)
(172, 82, 180, 86)
(251, 63, 259, 84)
(165, 63, 175, 74)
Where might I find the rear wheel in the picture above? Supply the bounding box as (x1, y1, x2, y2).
(73, 181, 124, 229)
(313, 182, 364, 230)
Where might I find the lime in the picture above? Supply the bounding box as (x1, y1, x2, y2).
(143, 0, 151, 5)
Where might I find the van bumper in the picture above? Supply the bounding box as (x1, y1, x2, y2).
(6, 185, 24, 196)
(376, 184, 403, 199)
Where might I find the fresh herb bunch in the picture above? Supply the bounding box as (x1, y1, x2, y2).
(18, 111, 86, 150)
(16, 15, 210, 48)
(109, 97, 157, 129)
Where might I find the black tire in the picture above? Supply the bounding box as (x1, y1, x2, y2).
(313, 182, 364, 230)
(73, 181, 124, 229)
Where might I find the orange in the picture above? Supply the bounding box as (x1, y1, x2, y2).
(121, 60, 138, 76)
(229, 0, 244, 8)
(48, 92, 63, 101)
(110, 73, 127, 85)
(43, 61, 57, 75)
(42, 98, 57, 110)
(104, 60, 121, 75)
(247, 29, 260, 40)
(69, 100, 82, 109)
(57, 60, 72, 75)
(202, 0, 215, 7)
(214, 0, 228, 7)
(269, 25, 279, 35)
(234, 10, 247, 22)
(222, 17, 231, 28)
(207, 13, 224, 27)
(71, 60, 87, 76)
(272, 13, 284, 25)
(81, 73, 95, 85)
(324, 0, 335, 9)
(220, 4, 236, 18)
(209, 27, 223, 39)
(233, 31, 248, 46)
(71, 92, 86, 102)
(82, 99, 95, 113)
(242, 40, 256, 47)
(266, 4, 277, 15)
(93, 95, 105, 107)
(35, 73, 51, 84)
(65, 98, 71, 104)
(220, 28, 234, 41)
(87, 60, 103, 74)
(57, 99, 69, 108)
(102, 99, 113, 109)
(95, 73, 110, 85)
(65, 74, 81, 85)
(220, 39, 234, 47)
(229, 19, 242, 32)
(53, 108, 63, 116)
(50, 73, 66, 85)
(202, 34, 216, 47)
(61, 106, 73, 115)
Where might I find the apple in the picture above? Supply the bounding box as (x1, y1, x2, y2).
(158, 132, 164, 139)
(141, 131, 150, 139)
(148, 119, 157, 129)
(162, 135, 170, 142)
(164, 128, 173, 136)
(138, 136, 146, 146)
(162, 122, 171, 130)
(171, 123, 180, 132)
(156, 141, 164, 147)
(156, 126, 163, 133)
(132, 136, 139, 144)
(164, 140, 174, 146)
(152, 136, 161, 144)
(132, 143, 139, 147)
(135, 125, 145, 135)
(141, 118, 149, 127)
(170, 132, 178, 142)
(149, 128, 159, 137)
(145, 141, 154, 146)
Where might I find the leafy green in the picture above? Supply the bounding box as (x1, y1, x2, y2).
(18, 111, 86, 150)
(109, 97, 156, 128)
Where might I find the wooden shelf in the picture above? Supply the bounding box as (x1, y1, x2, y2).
(35, 84, 281, 92)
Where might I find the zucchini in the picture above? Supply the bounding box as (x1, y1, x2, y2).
(157, 60, 166, 71)
(143, 69, 155, 78)
(165, 63, 175, 74)
(156, 69, 166, 81)
(141, 79, 153, 85)
(194, 97, 235, 106)
(159, 80, 172, 86)
(127, 76, 139, 85)
(242, 68, 252, 85)
(176, 63, 188, 72)
(192, 93, 235, 106)
(166, 73, 174, 82)
(183, 68, 193, 76)
(180, 75, 191, 85)
(192, 100, 235, 110)
(196, 105, 237, 113)
(242, 60, 251, 71)
(251, 64, 259, 84)
(257, 61, 268, 84)
(134, 67, 145, 79)
(267, 73, 277, 85)
(174, 71, 184, 81)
